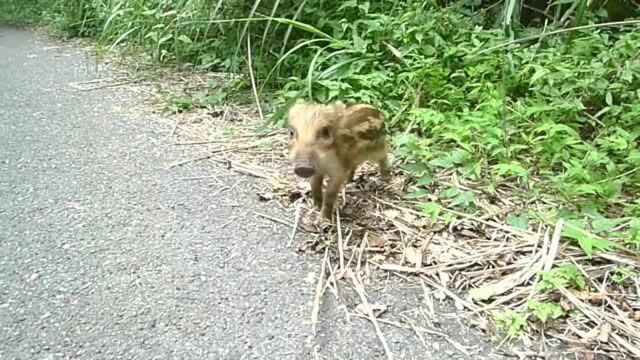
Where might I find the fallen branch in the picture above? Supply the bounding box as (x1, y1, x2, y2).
(288, 200, 303, 247)
(311, 248, 329, 335)
(167, 154, 213, 169)
(255, 212, 292, 228)
(346, 268, 394, 360)
(246, 35, 264, 121)
(67, 78, 140, 91)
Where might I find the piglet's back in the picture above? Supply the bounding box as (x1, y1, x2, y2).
(338, 104, 385, 143)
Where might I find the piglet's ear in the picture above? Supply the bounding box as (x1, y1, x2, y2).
(287, 99, 307, 124)
(329, 100, 347, 114)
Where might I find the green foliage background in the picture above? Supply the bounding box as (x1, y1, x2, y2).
(2, 0, 639, 249)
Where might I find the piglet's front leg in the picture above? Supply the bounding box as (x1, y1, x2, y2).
(320, 174, 347, 221)
(310, 174, 324, 209)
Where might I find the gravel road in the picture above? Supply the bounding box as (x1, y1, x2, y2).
(0, 25, 516, 360)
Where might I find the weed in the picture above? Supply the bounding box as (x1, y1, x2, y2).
(527, 300, 566, 324)
(610, 266, 636, 284)
(493, 309, 527, 339)
(537, 265, 587, 292)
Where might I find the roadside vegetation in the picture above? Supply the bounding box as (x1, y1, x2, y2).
(4, 0, 639, 357)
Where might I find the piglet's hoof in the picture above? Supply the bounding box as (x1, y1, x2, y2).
(313, 214, 332, 233)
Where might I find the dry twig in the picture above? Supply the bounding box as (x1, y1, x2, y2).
(311, 248, 329, 335)
(346, 269, 394, 360)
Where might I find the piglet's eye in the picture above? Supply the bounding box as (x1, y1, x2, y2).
(319, 126, 331, 140)
(288, 127, 295, 139)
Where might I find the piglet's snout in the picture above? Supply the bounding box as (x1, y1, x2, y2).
(293, 162, 315, 178)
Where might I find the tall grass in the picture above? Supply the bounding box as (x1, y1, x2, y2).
(6, 0, 640, 247)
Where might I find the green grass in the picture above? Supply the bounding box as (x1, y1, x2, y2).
(7, 0, 640, 252)
(0, 0, 43, 24)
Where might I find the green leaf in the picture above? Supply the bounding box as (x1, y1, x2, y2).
(449, 191, 475, 207)
(530, 67, 549, 85)
(177, 34, 192, 43)
(415, 174, 435, 186)
(506, 214, 529, 230)
(561, 226, 614, 257)
(601, 180, 622, 200)
(605, 92, 613, 106)
(440, 187, 459, 199)
(405, 190, 429, 200)
(352, 33, 366, 50)
(591, 217, 624, 233)
(338, 0, 358, 10)
(429, 157, 455, 168)
(527, 300, 565, 323)
(423, 45, 436, 56)
(572, 184, 600, 196)
(493, 309, 526, 339)
(417, 202, 442, 223)
(402, 162, 429, 175)
(158, 33, 173, 45)
(537, 265, 586, 291)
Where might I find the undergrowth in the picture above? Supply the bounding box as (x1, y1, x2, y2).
(5, 0, 640, 341)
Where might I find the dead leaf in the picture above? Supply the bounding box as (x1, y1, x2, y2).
(383, 209, 400, 220)
(560, 299, 574, 312)
(384, 233, 400, 242)
(572, 290, 590, 301)
(296, 181, 311, 193)
(619, 300, 632, 312)
(297, 239, 316, 252)
(584, 323, 611, 343)
(458, 229, 478, 238)
(297, 237, 325, 253)
(299, 213, 320, 233)
(355, 303, 388, 318)
(476, 317, 494, 334)
(299, 222, 318, 233)
(426, 243, 467, 264)
(353, 191, 370, 200)
(403, 247, 422, 266)
(574, 351, 595, 360)
(567, 335, 583, 348)
(497, 253, 513, 266)
(370, 254, 386, 263)
(438, 271, 450, 285)
(596, 323, 611, 343)
(366, 232, 386, 248)
(416, 217, 431, 228)
(587, 292, 606, 305)
(584, 327, 599, 342)
(257, 192, 274, 201)
(402, 212, 418, 224)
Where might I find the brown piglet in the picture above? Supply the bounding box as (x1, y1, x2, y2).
(286, 99, 390, 221)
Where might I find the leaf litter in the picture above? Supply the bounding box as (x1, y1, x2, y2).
(92, 51, 639, 360)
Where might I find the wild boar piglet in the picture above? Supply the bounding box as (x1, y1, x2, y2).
(286, 99, 390, 220)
